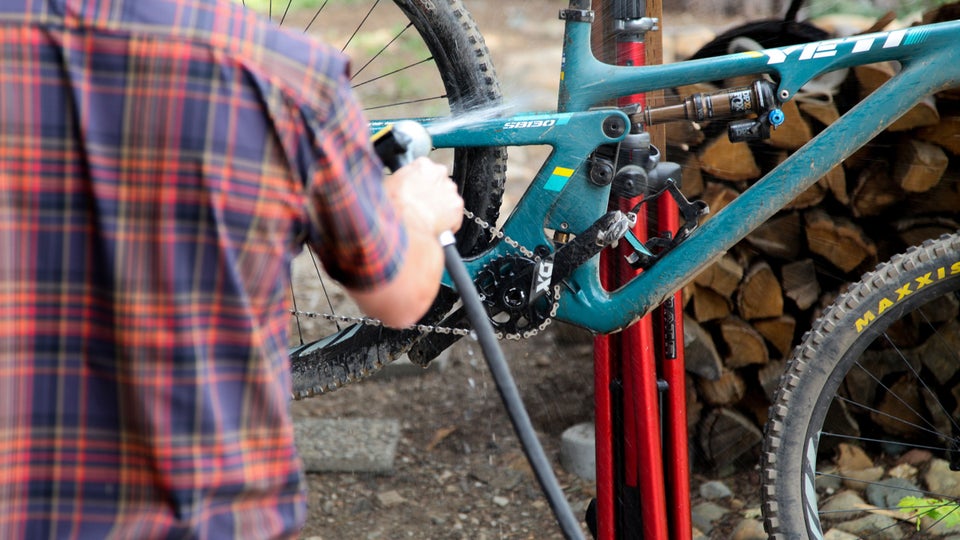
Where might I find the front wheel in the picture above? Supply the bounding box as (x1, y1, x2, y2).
(763, 233, 960, 538)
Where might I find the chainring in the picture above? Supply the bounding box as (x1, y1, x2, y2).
(475, 254, 556, 336)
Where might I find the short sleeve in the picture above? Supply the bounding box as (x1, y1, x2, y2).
(301, 56, 407, 290)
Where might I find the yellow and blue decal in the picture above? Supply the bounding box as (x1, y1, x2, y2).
(544, 166, 576, 192)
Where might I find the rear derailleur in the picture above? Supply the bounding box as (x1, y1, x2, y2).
(588, 126, 708, 270)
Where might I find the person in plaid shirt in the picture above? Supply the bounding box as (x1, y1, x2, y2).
(0, 0, 463, 537)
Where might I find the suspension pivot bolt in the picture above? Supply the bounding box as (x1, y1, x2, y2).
(602, 115, 627, 138)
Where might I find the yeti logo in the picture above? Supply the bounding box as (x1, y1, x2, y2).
(759, 29, 914, 65)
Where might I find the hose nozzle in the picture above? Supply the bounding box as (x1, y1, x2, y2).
(371, 120, 433, 172)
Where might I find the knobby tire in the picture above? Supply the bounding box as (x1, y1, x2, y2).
(763, 233, 960, 539)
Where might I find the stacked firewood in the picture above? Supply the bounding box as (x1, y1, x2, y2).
(675, 6, 960, 468)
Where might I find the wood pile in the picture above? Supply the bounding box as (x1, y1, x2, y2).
(672, 6, 960, 469)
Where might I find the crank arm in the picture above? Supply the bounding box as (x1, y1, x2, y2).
(530, 210, 636, 303)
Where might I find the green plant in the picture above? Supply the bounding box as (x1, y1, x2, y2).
(898, 496, 960, 531)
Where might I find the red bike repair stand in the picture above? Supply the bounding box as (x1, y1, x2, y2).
(592, 1, 692, 538)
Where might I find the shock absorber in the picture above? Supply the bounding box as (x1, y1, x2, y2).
(634, 79, 784, 142)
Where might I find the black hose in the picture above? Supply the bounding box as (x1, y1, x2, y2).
(440, 233, 585, 540)
(373, 126, 583, 538)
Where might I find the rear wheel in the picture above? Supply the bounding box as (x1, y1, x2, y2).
(763, 233, 960, 539)
(248, 0, 507, 397)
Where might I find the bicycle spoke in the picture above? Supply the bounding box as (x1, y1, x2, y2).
(266, 0, 506, 399)
(816, 500, 947, 517)
(851, 358, 941, 435)
(303, 0, 328, 33)
(340, 0, 381, 54)
(815, 469, 960, 537)
(363, 95, 447, 112)
(820, 431, 954, 454)
(290, 269, 305, 346)
(352, 56, 436, 88)
(912, 501, 960, 538)
(766, 234, 960, 538)
(880, 324, 960, 436)
(833, 394, 948, 441)
(351, 21, 414, 80)
(816, 471, 959, 503)
(278, 0, 293, 26)
(270, 0, 448, 333)
(309, 249, 342, 333)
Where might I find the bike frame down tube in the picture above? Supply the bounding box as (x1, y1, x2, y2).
(419, 18, 960, 334)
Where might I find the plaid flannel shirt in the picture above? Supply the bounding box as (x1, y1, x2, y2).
(0, 0, 406, 537)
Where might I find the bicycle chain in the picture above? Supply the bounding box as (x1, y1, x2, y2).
(290, 210, 559, 340)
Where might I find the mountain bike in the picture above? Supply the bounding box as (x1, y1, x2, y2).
(259, 0, 960, 538)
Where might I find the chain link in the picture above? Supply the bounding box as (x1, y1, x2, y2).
(288, 309, 474, 336)
(464, 210, 535, 259)
(291, 209, 559, 339)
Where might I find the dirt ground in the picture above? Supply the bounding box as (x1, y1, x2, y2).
(291, 326, 605, 539)
(291, 326, 761, 540)
(289, 2, 757, 538)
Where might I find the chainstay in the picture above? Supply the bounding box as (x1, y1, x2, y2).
(290, 283, 560, 340)
(290, 209, 557, 340)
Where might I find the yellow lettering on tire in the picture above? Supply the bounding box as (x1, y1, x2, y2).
(856, 311, 876, 333)
(895, 283, 912, 300)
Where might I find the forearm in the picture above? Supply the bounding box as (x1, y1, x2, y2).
(348, 225, 444, 328)
(342, 157, 461, 328)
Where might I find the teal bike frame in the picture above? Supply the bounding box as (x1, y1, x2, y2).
(375, 12, 960, 335)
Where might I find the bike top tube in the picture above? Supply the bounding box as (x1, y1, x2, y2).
(558, 16, 960, 111)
